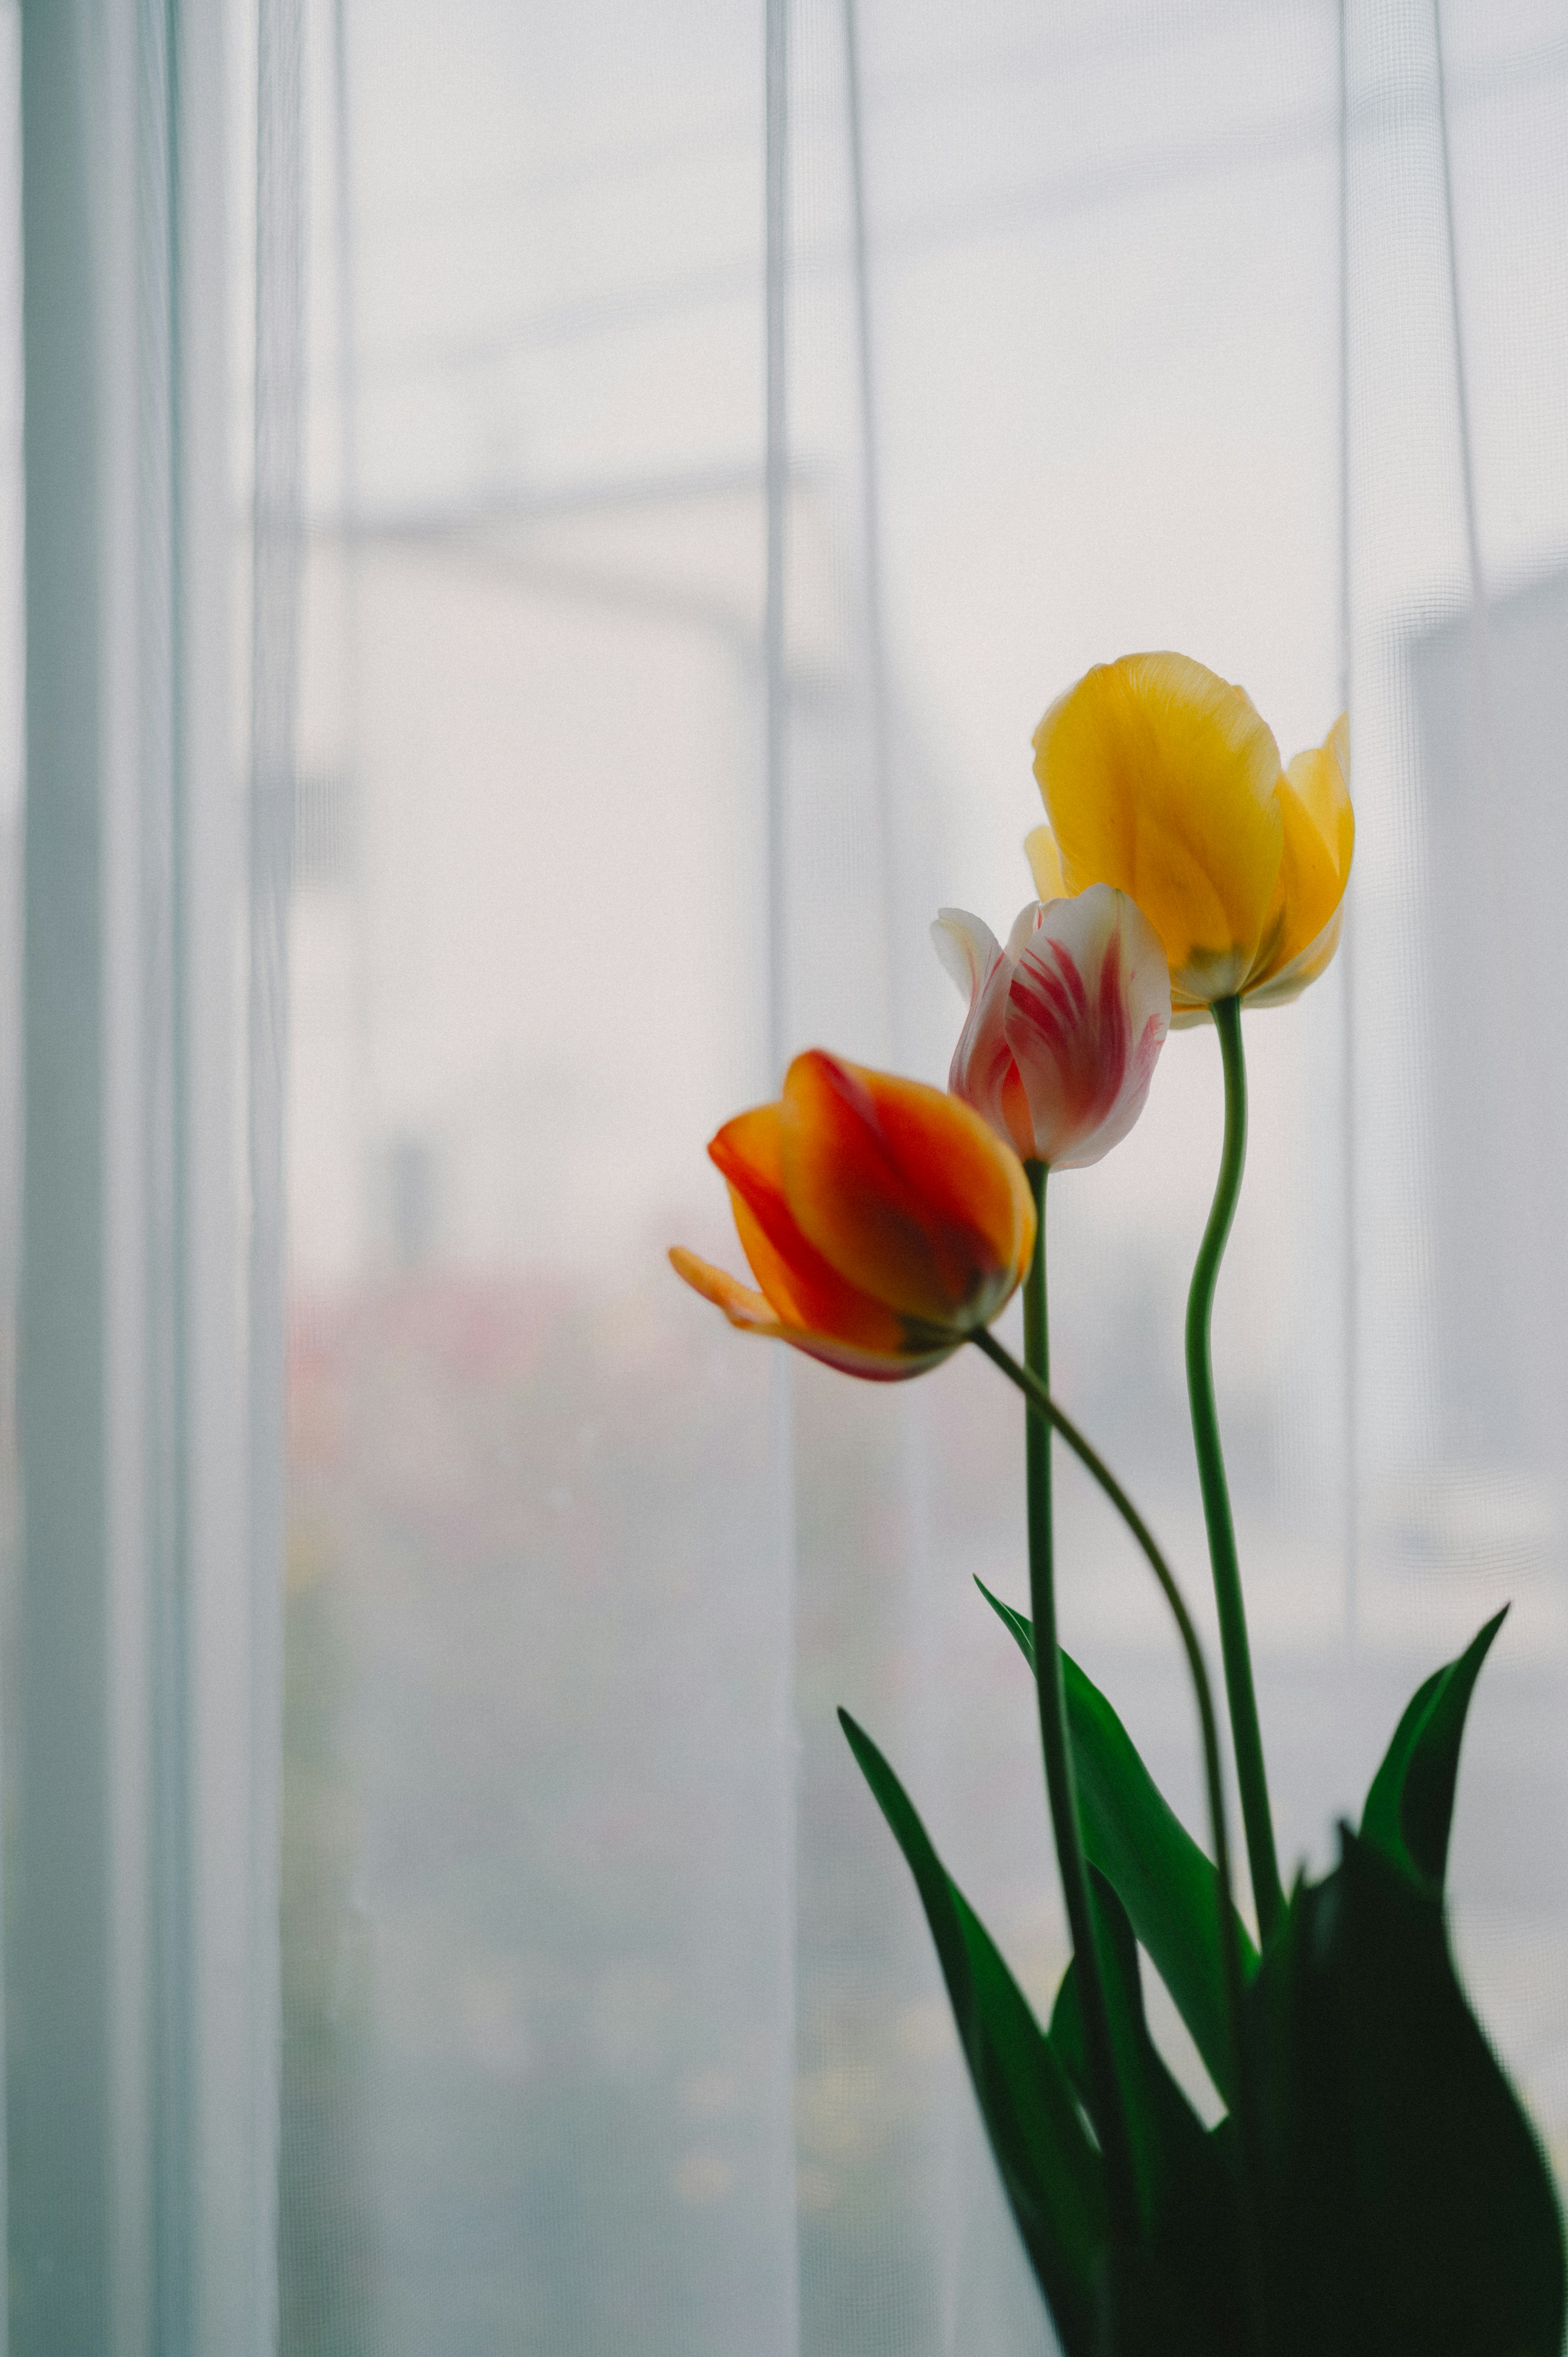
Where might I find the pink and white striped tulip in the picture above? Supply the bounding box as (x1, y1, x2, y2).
(932, 886, 1171, 1170)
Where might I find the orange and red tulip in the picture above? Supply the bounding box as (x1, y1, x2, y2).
(670, 1050, 1036, 1382)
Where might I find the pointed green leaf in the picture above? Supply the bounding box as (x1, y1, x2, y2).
(1361, 1607, 1507, 1891)
(838, 1707, 1107, 2355)
(1051, 1871, 1249, 2353)
(1252, 1828, 1565, 2357)
(975, 1579, 1256, 2104)
(1049, 1869, 1205, 2223)
(976, 1576, 1035, 1666)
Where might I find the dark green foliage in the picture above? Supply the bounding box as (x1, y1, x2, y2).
(975, 1579, 1256, 2101)
(837, 1708, 1110, 2356)
(842, 1597, 1567, 2356)
(1361, 1605, 1507, 1892)
(1247, 1829, 1565, 2357)
(1051, 1869, 1250, 2355)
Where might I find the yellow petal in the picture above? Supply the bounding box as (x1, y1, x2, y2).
(1245, 903, 1345, 1010)
(1245, 713, 1352, 997)
(1024, 824, 1067, 903)
(1032, 653, 1285, 1003)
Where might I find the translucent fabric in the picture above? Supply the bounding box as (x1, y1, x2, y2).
(7, 0, 1568, 2351)
(261, 4, 1568, 2351)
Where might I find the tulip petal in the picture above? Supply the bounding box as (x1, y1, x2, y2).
(1004, 901, 1045, 961)
(1246, 713, 1352, 997)
(778, 1052, 1035, 1332)
(1032, 653, 1285, 1002)
(668, 1247, 785, 1338)
(1004, 885, 1170, 1170)
(788, 1331, 955, 1381)
(708, 1103, 911, 1358)
(1025, 824, 1068, 904)
(668, 1247, 948, 1381)
(932, 907, 1002, 1008)
(934, 908, 1038, 1160)
(1245, 901, 1345, 1010)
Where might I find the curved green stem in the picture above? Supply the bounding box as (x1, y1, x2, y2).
(970, 1325, 1266, 2349)
(1021, 1165, 1139, 2261)
(1187, 995, 1283, 1944)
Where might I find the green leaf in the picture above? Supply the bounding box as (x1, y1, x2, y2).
(1361, 1606, 1507, 1892)
(1051, 1870, 1250, 2354)
(1251, 1828, 1565, 2357)
(976, 1576, 1035, 1665)
(975, 1579, 1256, 2105)
(838, 1707, 1109, 2355)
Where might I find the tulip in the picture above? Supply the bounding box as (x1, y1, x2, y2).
(932, 885, 1170, 1170)
(670, 1049, 1035, 1381)
(1027, 653, 1351, 1025)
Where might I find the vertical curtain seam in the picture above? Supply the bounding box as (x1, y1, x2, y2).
(1428, 0, 1546, 1299)
(763, 14, 802, 2357)
(840, 0, 898, 1063)
(249, 0, 305, 2342)
(1430, 0, 1490, 648)
(764, 0, 790, 1090)
(153, 0, 195, 2337)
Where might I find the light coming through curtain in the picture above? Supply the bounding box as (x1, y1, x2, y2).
(3, 2, 1567, 2352)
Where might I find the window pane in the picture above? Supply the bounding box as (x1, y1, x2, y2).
(279, 4, 1568, 2352)
(281, 7, 797, 2354)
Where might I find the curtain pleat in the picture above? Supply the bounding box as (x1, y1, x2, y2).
(13, 0, 270, 2347)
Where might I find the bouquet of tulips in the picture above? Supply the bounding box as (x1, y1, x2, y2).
(673, 654, 1566, 2356)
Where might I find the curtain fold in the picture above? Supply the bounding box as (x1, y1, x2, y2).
(249, 0, 306, 2348)
(13, 0, 277, 2348)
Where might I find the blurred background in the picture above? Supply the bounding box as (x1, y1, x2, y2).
(8, 0, 1568, 2351)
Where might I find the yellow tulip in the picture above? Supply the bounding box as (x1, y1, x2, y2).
(1028, 654, 1351, 1025)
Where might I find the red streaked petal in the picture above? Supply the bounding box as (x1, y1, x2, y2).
(778, 1051, 1034, 1330)
(1004, 884, 1169, 1169)
(1004, 901, 1046, 961)
(935, 908, 1029, 1154)
(708, 1102, 914, 1358)
(728, 1187, 908, 1358)
(998, 1060, 1036, 1160)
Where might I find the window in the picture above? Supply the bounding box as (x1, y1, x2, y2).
(7, 3, 1567, 2350)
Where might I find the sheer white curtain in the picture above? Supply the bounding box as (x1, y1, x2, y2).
(267, 2, 1568, 2352)
(4, 1, 1568, 2353)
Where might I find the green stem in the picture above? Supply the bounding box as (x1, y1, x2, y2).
(971, 1325, 1267, 2351)
(1187, 996, 1283, 1944)
(1022, 1164, 1139, 2261)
